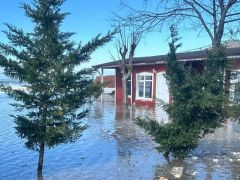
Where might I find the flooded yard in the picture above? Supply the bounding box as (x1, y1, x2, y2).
(1, 94, 240, 179)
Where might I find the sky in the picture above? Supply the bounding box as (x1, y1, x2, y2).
(0, 0, 215, 75)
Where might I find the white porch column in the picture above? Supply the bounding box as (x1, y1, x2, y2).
(100, 68, 104, 103)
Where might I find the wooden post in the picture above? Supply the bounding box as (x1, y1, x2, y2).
(131, 71, 134, 105)
(100, 68, 104, 103)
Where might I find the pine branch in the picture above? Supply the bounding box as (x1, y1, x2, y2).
(75, 31, 116, 64)
(0, 56, 26, 80)
(3, 24, 34, 49)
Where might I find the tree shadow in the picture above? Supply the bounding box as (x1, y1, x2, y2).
(154, 158, 195, 180)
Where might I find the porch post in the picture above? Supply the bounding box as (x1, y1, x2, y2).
(100, 68, 104, 103)
(131, 71, 134, 105)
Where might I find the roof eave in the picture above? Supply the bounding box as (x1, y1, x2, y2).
(93, 54, 240, 69)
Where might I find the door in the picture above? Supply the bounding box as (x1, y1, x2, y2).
(155, 72, 169, 123)
(156, 72, 169, 103)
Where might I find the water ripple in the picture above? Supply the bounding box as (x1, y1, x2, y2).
(0, 94, 240, 180)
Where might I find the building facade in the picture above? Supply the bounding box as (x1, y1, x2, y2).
(96, 75, 115, 94)
(94, 47, 240, 106)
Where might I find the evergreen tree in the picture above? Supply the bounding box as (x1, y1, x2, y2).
(0, 0, 114, 179)
(136, 26, 226, 159)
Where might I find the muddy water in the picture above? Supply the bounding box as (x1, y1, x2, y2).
(0, 94, 240, 180)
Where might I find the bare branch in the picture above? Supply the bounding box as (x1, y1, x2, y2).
(213, 0, 218, 37)
(218, 0, 224, 11)
(192, 0, 213, 15)
(116, 0, 240, 48)
(226, 12, 240, 17)
(184, 0, 214, 41)
(225, 17, 240, 23)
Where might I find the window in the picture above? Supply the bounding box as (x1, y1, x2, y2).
(230, 70, 240, 103)
(127, 76, 131, 96)
(234, 82, 240, 102)
(137, 73, 153, 99)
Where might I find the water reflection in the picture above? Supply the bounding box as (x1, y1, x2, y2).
(154, 159, 195, 180)
(154, 150, 240, 179)
(1, 94, 240, 179)
(153, 120, 240, 179)
(101, 95, 240, 179)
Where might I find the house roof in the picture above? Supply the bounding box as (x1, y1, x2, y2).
(93, 47, 240, 69)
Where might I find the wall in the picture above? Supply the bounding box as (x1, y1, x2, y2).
(232, 60, 240, 70)
(132, 64, 166, 106)
(114, 60, 240, 106)
(115, 68, 123, 103)
(115, 64, 166, 106)
(96, 75, 115, 88)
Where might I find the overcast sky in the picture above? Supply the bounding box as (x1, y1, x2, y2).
(0, 0, 216, 74)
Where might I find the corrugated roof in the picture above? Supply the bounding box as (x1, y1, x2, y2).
(93, 47, 240, 69)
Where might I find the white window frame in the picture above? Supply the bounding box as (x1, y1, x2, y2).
(230, 69, 240, 102)
(127, 74, 132, 98)
(136, 72, 153, 100)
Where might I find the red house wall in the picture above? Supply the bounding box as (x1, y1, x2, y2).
(96, 75, 115, 88)
(115, 68, 123, 103)
(132, 65, 166, 106)
(115, 60, 240, 106)
(115, 64, 166, 106)
(232, 60, 240, 70)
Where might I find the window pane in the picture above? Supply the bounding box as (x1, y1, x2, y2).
(145, 75, 152, 80)
(145, 81, 152, 98)
(127, 79, 131, 96)
(138, 75, 144, 80)
(234, 82, 240, 102)
(138, 82, 144, 97)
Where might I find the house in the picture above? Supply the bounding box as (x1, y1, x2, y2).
(93, 46, 240, 106)
(95, 75, 115, 94)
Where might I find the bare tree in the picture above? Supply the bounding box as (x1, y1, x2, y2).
(119, 0, 240, 49)
(110, 27, 141, 105)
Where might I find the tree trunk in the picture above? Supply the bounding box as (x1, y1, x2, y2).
(37, 142, 45, 180)
(163, 151, 171, 165)
(224, 69, 231, 94)
(212, 37, 221, 50)
(212, 37, 231, 110)
(122, 76, 128, 105)
(224, 69, 231, 113)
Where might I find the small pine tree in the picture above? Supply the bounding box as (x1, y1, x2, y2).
(136, 26, 226, 159)
(0, 0, 114, 178)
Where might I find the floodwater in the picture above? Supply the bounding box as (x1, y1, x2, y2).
(1, 94, 240, 180)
